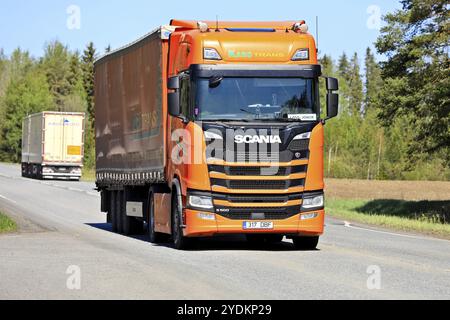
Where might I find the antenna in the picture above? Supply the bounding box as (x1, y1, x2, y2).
(316, 16, 319, 54)
(215, 15, 220, 32)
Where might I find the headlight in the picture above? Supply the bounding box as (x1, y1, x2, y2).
(292, 49, 309, 61)
(293, 132, 311, 140)
(204, 48, 222, 60)
(204, 131, 223, 140)
(188, 195, 214, 210)
(302, 193, 324, 210)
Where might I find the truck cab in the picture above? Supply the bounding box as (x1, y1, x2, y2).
(163, 20, 338, 249)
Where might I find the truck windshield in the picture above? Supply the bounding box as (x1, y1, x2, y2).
(195, 77, 318, 121)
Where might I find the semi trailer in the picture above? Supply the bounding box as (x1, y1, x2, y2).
(95, 20, 339, 250)
(21, 112, 85, 180)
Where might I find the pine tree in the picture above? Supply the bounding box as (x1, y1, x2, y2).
(82, 42, 96, 128)
(348, 53, 364, 116)
(375, 0, 450, 163)
(337, 53, 350, 81)
(337, 53, 351, 113)
(41, 41, 72, 111)
(364, 47, 382, 113)
(68, 51, 81, 90)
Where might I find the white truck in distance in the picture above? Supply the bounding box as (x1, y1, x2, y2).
(21, 112, 85, 180)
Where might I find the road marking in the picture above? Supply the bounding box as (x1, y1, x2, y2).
(0, 194, 18, 204)
(86, 192, 100, 197)
(343, 221, 450, 243)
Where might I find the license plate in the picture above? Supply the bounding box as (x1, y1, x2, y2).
(243, 221, 274, 230)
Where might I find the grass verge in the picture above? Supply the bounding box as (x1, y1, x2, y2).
(81, 168, 95, 182)
(0, 212, 17, 234)
(326, 199, 450, 238)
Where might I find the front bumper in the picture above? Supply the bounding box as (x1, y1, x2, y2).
(183, 209, 325, 237)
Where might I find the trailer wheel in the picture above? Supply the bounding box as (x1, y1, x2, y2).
(292, 236, 319, 251)
(148, 192, 165, 243)
(121, 189, 143, 236)
(171, 190, 191, 250)
(110, 191, 119, 233)
(36, 165, 43, 180)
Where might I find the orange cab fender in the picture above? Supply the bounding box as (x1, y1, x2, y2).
(171, 177, 184, 227)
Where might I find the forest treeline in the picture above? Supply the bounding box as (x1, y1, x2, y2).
(0, 0, 448, 180)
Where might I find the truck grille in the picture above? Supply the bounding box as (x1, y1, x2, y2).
(213, 193, 302, 203)
(211, 178, 304, 190)
(209, 165, 307, 177)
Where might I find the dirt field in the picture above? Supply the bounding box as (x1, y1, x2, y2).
(325, 179, 450, 201)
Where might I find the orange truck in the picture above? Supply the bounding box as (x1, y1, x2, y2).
(94, 20, 339, 250)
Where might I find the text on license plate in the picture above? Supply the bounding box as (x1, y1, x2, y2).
(243, 221, 274, 230)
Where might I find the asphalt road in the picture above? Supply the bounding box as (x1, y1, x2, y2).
(0, 163, 449, 300)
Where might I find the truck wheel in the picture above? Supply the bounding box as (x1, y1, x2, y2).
(36, 165, 43, 180)
(171, 191, 191, 250)
(121, 189, 144, 236)
(111, 191, 119, 233)
(292, 236, 319, 251)
(148, 192, 165, 243)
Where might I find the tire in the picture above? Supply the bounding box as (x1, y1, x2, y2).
(121, 189, 143, 236)
(148, 192, 165, 243)
(36, 165, 43, 180)
(292, 236, 319, 251)
(171, 190, 191, 250)
(111, 191, 119, 233)
(21, 163, 26, 177)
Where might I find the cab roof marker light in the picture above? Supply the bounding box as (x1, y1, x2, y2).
(197, 21, 209, 33)
(292, 49, 309, 61)
(293, 21, 309, 33)
(204, 48, 222, 60)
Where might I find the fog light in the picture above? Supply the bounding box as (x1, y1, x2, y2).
(198, 212, 216, 221)
(301, 213, 318, 221)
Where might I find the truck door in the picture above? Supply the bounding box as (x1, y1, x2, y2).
(62, 115, 84, 164)
(44, 114, 65, 163)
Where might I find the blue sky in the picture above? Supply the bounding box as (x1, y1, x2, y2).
(0, 0, 402, 62)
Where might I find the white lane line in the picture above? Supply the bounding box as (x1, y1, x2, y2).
(0, 194, 18, 204)
(68, 187, 84, 192)
(86, 192, 100, 197)
(343, 221, 450, 243)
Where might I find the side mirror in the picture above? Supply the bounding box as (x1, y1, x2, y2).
(327, 93, 339, 119)
(168, 76, 181, 117)
(168, 92, 181, 117)
(168, 76, 180, 90)
(326, 77, 339, 119)
(326, 77, 339, 91)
